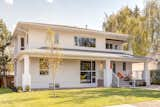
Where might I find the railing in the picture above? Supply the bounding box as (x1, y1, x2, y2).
(112, 72, 119, 88)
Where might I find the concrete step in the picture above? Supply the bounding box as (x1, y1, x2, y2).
(119, 80, 130, 87)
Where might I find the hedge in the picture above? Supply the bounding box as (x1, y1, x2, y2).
(150, 70, 160, 85)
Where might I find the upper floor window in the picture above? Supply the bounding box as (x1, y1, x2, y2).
(20, 37, 25, 50)
(39, 58, 49, 75)
(115, 45, 118, 50)
(74, 36, 96, 48)
(106, 43, 113, 49)
(54, 33, 59, 44)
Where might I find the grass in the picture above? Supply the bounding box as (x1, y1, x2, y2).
(0, 88, 160, 107)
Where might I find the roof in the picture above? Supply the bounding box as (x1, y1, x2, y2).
(13, 22, 129, 41)
(16, 48, 149, 62)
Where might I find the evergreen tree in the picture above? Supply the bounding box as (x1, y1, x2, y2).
(103, 5, 150, 56)
(0, 19, 12, 88)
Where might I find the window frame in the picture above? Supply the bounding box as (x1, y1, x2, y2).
(20, 37, 25, 50)
(74, 36, 96, 48)
(80, 61, 96, 84)
(115, 45, 118, 49)
(123, 62, 126, 71)
(54, 33, 59, 44)
(39, 58, 49, 75)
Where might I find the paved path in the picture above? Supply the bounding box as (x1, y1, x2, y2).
(137, 85, 160, 91)
(106, 100, 160, 107)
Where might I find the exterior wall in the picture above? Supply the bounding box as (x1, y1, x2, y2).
(16, 57, 132, 89)
(15, 60, 24, 87)
(114, 61, 132, 75)
(132, 62, 158, 80)
(29, 58, 100, 89)
(132, 61, 158, 72)
(27, 28, 124, 51)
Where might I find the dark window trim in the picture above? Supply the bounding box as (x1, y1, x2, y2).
(74, 36, 96, 48)
(20, 37, 25, 50)
(123, 62, 126, 71)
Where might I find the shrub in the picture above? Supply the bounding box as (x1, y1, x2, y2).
(25, 85, 30, 92)
(17, 86, 22, 92)
(129, 80, 146, 86)
(150, 70, 160, 85)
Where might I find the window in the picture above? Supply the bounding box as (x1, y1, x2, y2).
(106, 43, 113, 49)
(110, 44, 113, 49)
(54, 33, 59, 44)
(74, 36, 96, 47)
(40, 58, 49, 75)
(74, 36, 78, 46)
(106, 43, 109, 49)
(123, 62, 126, 71)
(80, 61, 96, 83)
(20, 37, 25, 50)
(115, 45, 118, 49)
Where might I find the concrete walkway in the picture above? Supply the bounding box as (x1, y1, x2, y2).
(106, 100, 160, 107)
(137, 85, 160, 91)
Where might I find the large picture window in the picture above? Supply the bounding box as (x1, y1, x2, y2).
(80, 61, 96, 83)
(39, 58, 49, 75)
(74, 36, 96, 47)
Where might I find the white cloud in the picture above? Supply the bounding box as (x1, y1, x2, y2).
(46, 0, 53, 3)
(4, 0, 14, 5)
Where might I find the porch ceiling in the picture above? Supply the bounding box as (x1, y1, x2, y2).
(15, 49, 149, 63)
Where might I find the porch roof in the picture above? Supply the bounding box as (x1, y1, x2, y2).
(16, 48, 150, 63)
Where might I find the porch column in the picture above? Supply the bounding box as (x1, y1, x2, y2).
(22, 55, 31, 91)
(14, 60, 19, 87)
(143, 62, 150, 86)
(104, 59, 112, 87)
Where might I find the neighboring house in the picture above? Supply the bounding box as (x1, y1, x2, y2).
(12, 22, 150, 90)
(132, 52, 160, 79)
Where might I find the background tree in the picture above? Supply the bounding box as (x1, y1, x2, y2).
(0, 19, 12, 88)
(103, 5, 150, 56)
(144, 0, 160, 52)
(45, 28, 63, 97)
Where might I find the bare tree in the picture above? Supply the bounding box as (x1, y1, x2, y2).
(45, 28, 63, 97)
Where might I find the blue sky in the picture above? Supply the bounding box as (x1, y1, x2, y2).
(0, 0, 145, 31)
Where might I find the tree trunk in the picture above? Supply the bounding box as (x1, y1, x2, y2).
(2, 50, 7, 88)
(2, 76, 7, 88)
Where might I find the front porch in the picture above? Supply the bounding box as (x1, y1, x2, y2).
(15, 53, 150, 91)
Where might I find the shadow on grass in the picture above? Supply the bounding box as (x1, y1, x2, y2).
(52, 88, 160, 104)
(0, 88, 13, 94)
(1, 97, 39, 104)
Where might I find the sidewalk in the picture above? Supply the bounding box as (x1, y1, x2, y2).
(106, 100, 160, 107)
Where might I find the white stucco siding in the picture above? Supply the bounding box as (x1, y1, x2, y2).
(55, 59, 81, 88)
(30, 57, 53, 89)
(27, 28, 123, 51)
(29, 58, 98, 89)
(132, 62, 158, 72)
(28, 29, 47, 49)
(115, 61, 132, 75)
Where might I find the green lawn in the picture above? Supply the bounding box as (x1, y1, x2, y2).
(0, 88, 160, 107)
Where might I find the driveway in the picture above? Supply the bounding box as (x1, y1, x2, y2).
(106, 100, 160, 107)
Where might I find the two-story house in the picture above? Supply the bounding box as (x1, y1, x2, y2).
(12, 22, 150, 91)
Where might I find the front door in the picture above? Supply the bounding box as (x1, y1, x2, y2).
(97, 61, 104, 87)
(113, 62, 116, 73)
